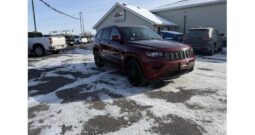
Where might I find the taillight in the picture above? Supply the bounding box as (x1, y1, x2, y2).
(49, 38, 52, 44)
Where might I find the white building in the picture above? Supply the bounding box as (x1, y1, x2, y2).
(93, 0, 226, 35)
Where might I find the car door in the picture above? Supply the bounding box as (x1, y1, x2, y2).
(108, 27, 124, 66)
(100, 27, 113, 62)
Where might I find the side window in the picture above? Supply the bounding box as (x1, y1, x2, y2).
(102, 28, 111, 40)
(96, 29, 102, 39)
(110, 27, 120, 40)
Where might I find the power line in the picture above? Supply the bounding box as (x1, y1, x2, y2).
(38, 0, 79, 20)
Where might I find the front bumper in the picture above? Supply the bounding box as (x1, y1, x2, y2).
(141, 57, 195, 80)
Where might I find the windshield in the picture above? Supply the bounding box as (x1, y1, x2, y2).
(120, 26, 162, 41)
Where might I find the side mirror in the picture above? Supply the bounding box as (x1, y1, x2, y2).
(111, 35, 121, 42)
(220, 33, 225, 37)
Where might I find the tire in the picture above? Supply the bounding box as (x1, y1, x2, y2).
(93, 49, 104, 67)
(126, 59, 147, 86)
(33, 45, 45, 57)
(51, 50, 60, 54)
(218, 47, 223, 52)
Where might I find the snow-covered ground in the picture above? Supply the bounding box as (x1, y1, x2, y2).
(28, 46, 226, 135)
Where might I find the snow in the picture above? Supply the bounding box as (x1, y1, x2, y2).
(151, 0, 226, 12)
(122, 3, 177, 26)
(28, 46, 226, 135)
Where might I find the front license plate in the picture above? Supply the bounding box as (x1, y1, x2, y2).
(180, 62, 189, 69)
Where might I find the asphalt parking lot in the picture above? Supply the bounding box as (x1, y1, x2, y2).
(28, 44, 226, 135)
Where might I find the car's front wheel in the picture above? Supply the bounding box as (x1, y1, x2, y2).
(126, 59, 147, 86)
(94, 49, 104, 67)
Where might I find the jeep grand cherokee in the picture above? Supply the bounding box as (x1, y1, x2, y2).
(93, 25, 195, 86)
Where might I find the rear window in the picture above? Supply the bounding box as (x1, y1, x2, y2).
(95, 29, 103, 39)
(102, 28, 111, 40)
(187, 29, 208, 37)
(28, 32, 43, 38)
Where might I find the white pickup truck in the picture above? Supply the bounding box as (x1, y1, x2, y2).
(28, 32, 67, 56)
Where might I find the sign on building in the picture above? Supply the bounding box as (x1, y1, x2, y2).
(114, 10, 125, 22)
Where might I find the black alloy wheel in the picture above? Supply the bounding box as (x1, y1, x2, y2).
(126, 59, 147, 86)
(94, 50, 104, 67)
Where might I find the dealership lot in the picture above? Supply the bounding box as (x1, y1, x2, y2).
(28, 45, 226, 135)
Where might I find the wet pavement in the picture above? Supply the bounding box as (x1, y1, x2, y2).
(28, 44, 226, 135)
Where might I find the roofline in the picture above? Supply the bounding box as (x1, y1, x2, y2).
(151, 0, 226, 12)
(93, 2, 119, 29)
(93, 2, 177, 29)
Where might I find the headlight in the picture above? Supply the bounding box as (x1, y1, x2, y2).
(145, 52, 163, 57)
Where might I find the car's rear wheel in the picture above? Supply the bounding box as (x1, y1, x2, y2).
(33, 45, 45, 57)
(126, 59, 147, 86)
(94, 49, 104, 67)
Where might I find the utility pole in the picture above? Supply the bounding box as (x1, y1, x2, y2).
(81, 12, 85, 35)
(31, 0, 37, 32)
(79, 12, 83, 35)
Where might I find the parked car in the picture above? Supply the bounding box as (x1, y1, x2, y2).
(74, 35, 81, 44)
(159, 31, 183, 42)
(183, 27, 223, 55)
(65, 35, 75, 46)
(93, 25, 195, 86)
(80, 36, 88, 44)
(28, 32, 66, 56)
(73, 35, 89, 44)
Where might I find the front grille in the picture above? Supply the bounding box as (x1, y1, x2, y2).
(164, 49, 193, 60)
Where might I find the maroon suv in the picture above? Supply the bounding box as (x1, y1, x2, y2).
(93, 25, 195, 86)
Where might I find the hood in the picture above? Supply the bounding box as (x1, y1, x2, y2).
(128, 40, 189, 51)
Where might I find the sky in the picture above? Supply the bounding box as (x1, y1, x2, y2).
(28, 0, 178, 35)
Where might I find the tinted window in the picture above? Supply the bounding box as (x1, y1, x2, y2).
(74, 36, 79, 38)
(102, 28, 111, 40)
(96, 29, 103, 39)
(28, 32, 43, 38)
(110, 27, 120, 40)
(119, 26, 162, 41)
